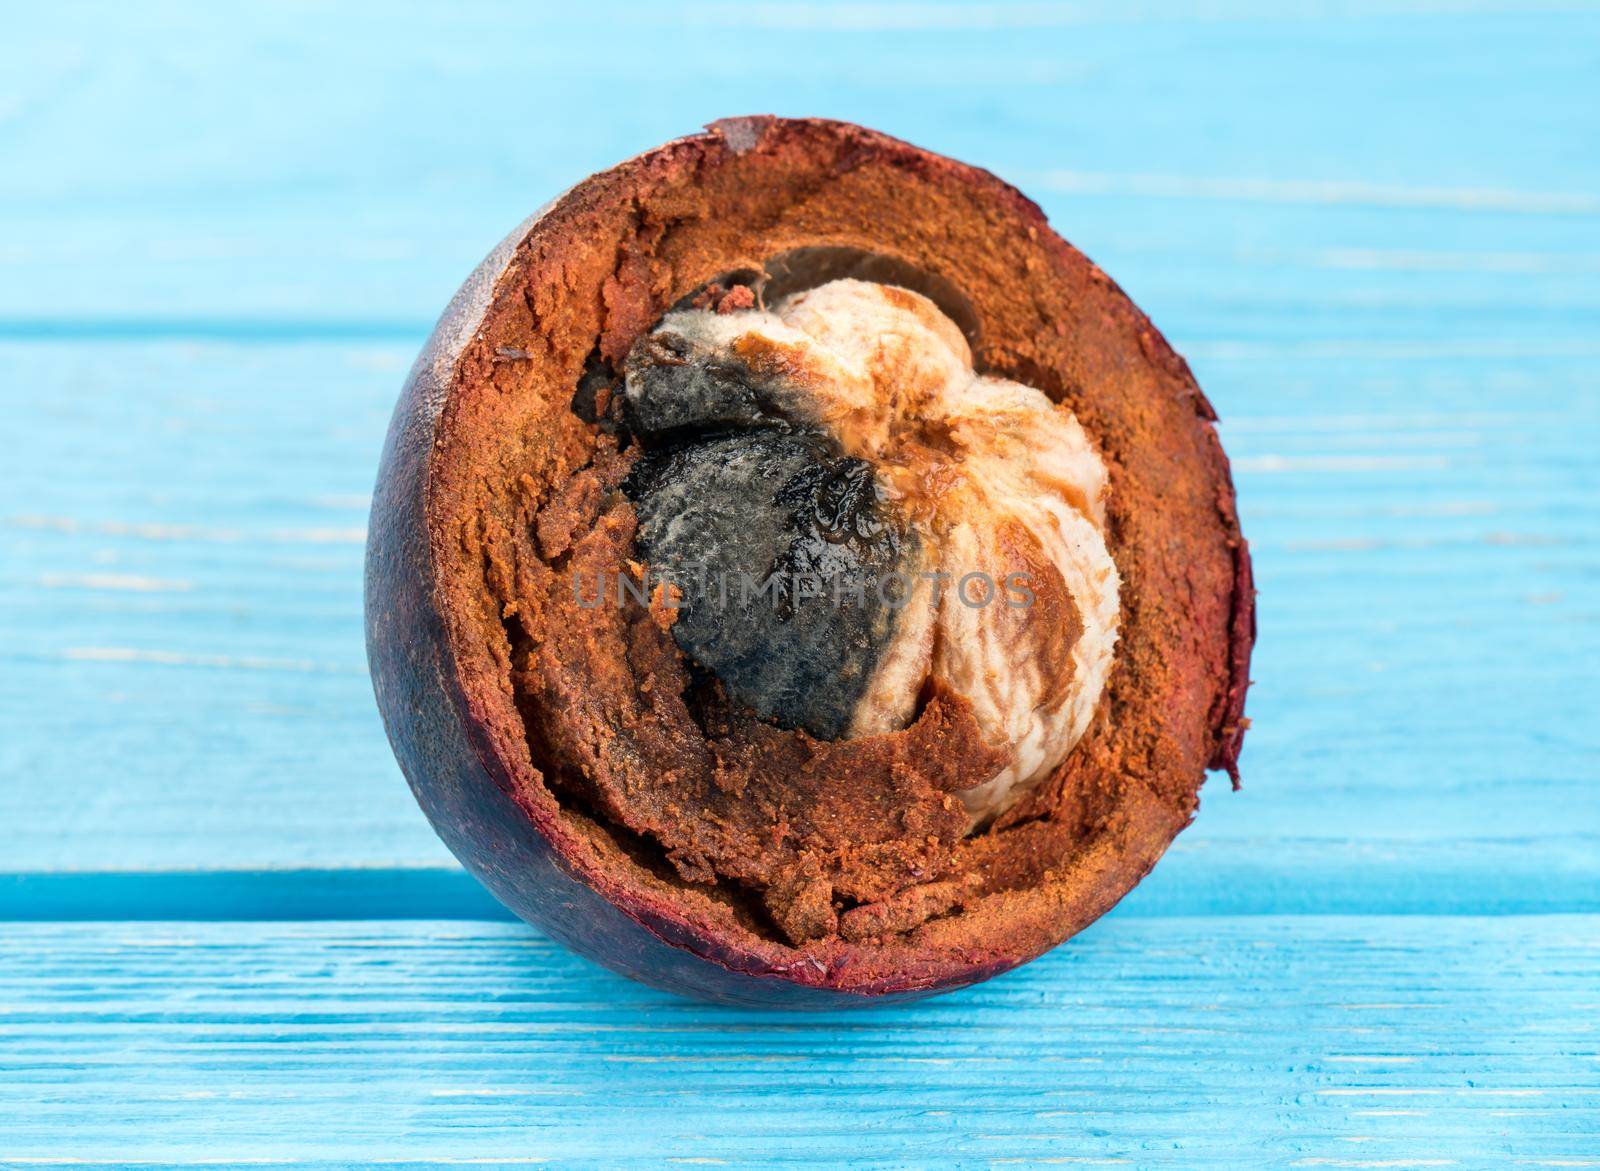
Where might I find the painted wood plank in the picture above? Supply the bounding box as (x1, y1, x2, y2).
(3, 335, 1597, 909)
(2, 0, 1598, 909)
(0, 915, 1595, 1166)
(0, 3, 1596, 324)
(4, 840, 1600, 922)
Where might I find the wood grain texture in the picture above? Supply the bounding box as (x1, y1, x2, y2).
(2, 3, 1596, 322)
(4, 337, 1596, 909)
(1, 916, 1596, 1166)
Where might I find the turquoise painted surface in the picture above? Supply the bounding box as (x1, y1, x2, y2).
(2, 917, 1596, 1166)
(1, 1, 1597, 1165)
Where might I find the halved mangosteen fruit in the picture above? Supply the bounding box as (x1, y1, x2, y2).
(364, 116, 1254, 1006)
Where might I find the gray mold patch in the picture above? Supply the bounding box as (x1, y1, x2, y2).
(624, 340, 915, 741)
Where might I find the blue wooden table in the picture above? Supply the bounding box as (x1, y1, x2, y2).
(3, 2, 1598, 1165)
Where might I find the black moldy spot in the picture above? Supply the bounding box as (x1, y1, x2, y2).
(614, 250, 982, 744)
(619, 282, 939, 742)
(626, 428, 914, 742)
(620, 327, 797, 440)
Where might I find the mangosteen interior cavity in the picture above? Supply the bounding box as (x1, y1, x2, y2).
(364, 117, 1255, 1006)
